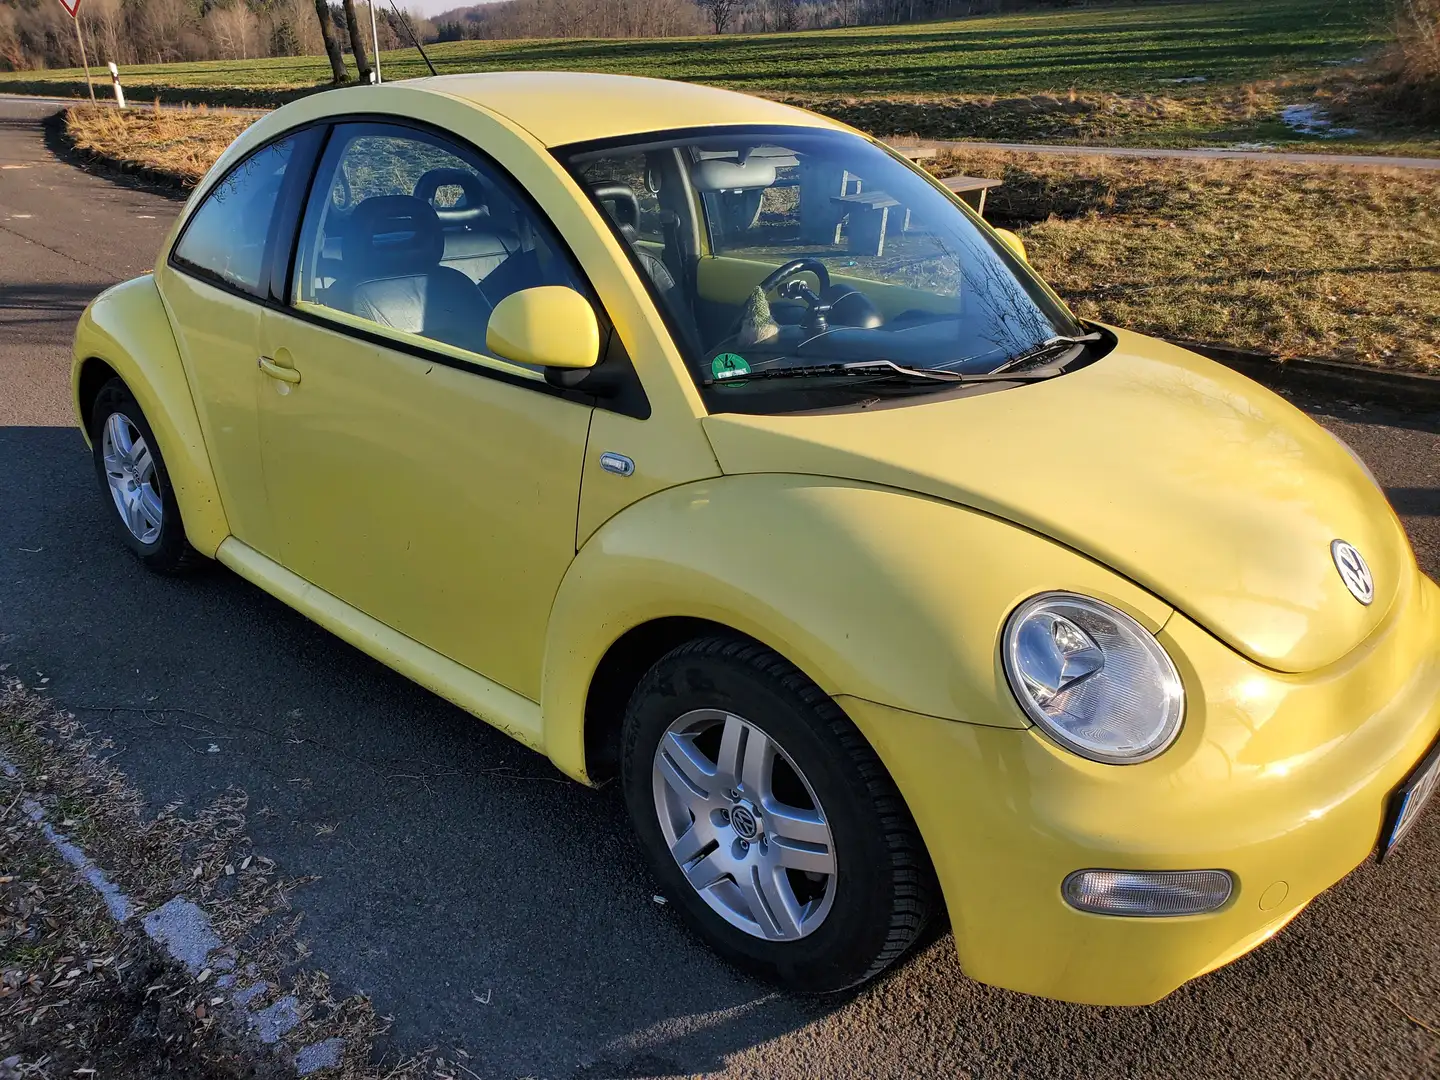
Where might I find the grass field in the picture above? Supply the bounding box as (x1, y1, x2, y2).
(64, 103, 1440, 373)
(7, 0, 1426, 150)
(959, 149, 1440, 372)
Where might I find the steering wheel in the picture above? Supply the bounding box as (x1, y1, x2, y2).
(757, 258, 830, 297)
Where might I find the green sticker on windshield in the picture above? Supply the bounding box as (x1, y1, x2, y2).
(711, 353, 752, 380)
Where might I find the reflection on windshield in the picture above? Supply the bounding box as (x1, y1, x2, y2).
(563, 127, 1083, 407)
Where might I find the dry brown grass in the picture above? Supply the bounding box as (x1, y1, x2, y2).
(776, 87, 1278, 148)
(1388, 0, 1440, 123)
(929, 150, 1440, 372)
(65, 103, 255, 187)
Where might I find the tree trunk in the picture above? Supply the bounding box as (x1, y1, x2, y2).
(341, 0, 372, 82)
(313, 0, 348, 84)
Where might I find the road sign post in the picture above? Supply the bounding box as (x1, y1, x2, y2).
(57, 0, 96, 103)
(108, 61, 125, 107)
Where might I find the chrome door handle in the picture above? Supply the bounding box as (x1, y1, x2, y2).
(258, 355, 301, 384)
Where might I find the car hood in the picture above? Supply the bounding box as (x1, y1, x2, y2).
(701, 329, 1411, 674)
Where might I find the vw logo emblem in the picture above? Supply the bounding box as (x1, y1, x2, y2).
(730, 805, 758, 840)
(1331, 540, 1374, 605)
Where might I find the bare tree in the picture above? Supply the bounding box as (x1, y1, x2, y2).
(705, 0, 740, 33)
(207, 1, 263, 60)
(83, 0, 126, 66)
(312, 0, 349, 83)
(0, 6, 23, 70)
(341, 0, 372, 81)
(267, 0, 324, 56)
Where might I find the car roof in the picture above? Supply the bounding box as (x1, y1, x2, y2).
(405, 72, 843, 148)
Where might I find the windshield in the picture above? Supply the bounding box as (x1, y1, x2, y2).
(560, 126, 1085, 411)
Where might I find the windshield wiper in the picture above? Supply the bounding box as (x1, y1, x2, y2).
(989, 331, 1103, 375)
(704, 358, 1074, 387)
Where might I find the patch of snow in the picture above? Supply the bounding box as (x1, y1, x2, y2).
(1226, 142, 1280, 151)
(1281, 104, 1360, 138)
(1165, 76, 1208, 84)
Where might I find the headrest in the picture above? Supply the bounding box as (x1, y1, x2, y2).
(413, 167, 488, 225)
(589, 182, 641, 237)
(344, 196, 445, 278)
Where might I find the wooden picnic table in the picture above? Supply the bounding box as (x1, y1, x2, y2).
(891, 144, 1002, 214)
(830, 191, 903, 256)
(936, 174, 1003, 216)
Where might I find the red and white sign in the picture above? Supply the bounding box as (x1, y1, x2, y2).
(57, 0, 81, 18)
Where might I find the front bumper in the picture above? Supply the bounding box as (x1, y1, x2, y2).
(841, 568, 1440, 1006)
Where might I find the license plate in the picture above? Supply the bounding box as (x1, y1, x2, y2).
(1380, 740, 1440, 860)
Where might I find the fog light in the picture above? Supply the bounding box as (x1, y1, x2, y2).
(1062, 869, 1234, 916)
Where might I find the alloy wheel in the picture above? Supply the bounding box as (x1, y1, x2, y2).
(100, 412, 163, 545)
(651, 708, 838, 941)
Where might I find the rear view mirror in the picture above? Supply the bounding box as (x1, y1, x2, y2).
(486, 286, 599, 370)
(993, 227, 1028, 264)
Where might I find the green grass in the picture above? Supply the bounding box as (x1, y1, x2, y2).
(7, 1, 1433, 151)
(0, 0, 1388, 99)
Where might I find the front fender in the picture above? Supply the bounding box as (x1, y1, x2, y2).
(71, 275, 229, 556)
(541, 474, 1171, 782)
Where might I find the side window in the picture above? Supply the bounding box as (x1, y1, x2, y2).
(173, 135, 299, 296)
(292, 123, 586, 371)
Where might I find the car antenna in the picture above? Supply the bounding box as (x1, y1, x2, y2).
(386, 0, 438, 77)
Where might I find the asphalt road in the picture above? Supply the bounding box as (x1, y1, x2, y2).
(2, 97, 1438, 1079)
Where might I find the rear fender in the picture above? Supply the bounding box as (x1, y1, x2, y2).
(72, 275, 229, 556)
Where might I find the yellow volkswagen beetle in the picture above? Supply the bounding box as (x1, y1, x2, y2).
(71, 73, 1440, 1005)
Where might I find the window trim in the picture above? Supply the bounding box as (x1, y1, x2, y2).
(168, 114, 651, 421)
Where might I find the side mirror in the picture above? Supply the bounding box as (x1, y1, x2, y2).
(992, 227, 1028, 264)
(486, 286, 599, 371)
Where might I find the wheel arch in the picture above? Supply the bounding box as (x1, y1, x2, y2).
(72, 275, 230, 556)
(579, 616, 773, 785)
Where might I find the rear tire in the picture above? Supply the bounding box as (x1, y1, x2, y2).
(89, 378, 201, 575)
(620, 635, 937, 993)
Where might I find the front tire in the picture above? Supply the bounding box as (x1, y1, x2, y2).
(621, 636, 937, 993)
(89, 378, 199, 574)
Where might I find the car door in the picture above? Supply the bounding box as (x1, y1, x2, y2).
(254, 121, 595, 703)
(157, 128, 322, 559)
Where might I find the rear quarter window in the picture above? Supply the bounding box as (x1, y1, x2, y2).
(172, 135, 300, 296)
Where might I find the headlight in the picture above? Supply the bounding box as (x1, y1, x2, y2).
(1002, 593, 1184, 764)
